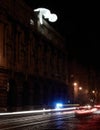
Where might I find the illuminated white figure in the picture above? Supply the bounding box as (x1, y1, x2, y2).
(34, 8, 58, 24)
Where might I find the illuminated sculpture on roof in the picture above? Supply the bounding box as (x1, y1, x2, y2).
(34, 8, 58, 24)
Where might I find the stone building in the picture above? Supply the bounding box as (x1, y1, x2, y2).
(0, 0, 68, 111)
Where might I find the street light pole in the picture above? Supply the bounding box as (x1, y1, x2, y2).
(73, 82, 78, 104)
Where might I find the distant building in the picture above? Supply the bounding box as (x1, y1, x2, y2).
(0, 0, 68, 111)
(67, 58, 90, 104)
(67, 56, 100, 105)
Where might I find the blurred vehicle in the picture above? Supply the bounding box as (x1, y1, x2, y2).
(75, 105, 97, 118)
(94, 105, 100, 109)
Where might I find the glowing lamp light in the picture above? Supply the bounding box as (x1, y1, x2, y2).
(34, 8, 58, 24)
(92, 90, 95, 94)
(73, 82, 77, 86)
(79, 87, 82, 90)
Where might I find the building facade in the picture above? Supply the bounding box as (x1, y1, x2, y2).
(0, 0, 68, 111)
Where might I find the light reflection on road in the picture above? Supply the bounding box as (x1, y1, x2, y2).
(43, 111, 100, 130)
(0, 108, 100, 130)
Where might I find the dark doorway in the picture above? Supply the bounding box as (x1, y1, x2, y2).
(7, 79, 17, 111)
(22, 80, 29, 108)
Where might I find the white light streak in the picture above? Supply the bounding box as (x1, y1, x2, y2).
(0, 107, 76, 116)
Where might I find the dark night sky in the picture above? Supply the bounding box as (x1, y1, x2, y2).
(24, 0, 100, 70)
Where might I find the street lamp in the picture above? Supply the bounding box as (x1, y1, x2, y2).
(73, 82, 77, 86)
(92, 90, 95, 94)
(73, 82, 78, 103)
(79, 87, 82, 91)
